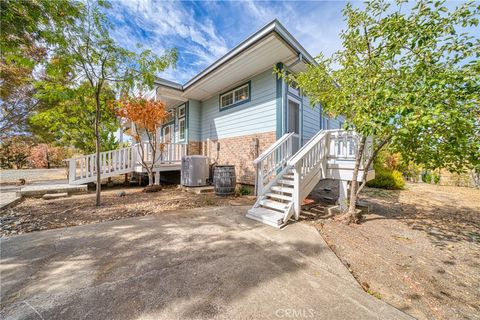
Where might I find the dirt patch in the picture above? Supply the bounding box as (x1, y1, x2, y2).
(0, 185, 254, 237)
(313, 183, 480, 320)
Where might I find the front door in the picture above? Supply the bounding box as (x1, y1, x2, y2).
(287, 97, 300, 152)
(163, 124, 173, 143)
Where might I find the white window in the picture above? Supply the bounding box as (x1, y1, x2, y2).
(178, 118, 185, 141)
(219, 83, 250, 110)
(178, 104, 186, 117)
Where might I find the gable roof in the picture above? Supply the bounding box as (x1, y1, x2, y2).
(155, 19, 316, 102)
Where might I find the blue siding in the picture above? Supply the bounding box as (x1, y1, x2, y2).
(325, 114, 344, 129)
(200, 69, 277, 140)
(188, 99, 201, 141)
(302, 95, 321, 141)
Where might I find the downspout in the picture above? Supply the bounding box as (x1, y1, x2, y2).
(286, 53, 303, 70)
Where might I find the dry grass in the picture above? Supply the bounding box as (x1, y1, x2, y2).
(314, 183, 480, 320)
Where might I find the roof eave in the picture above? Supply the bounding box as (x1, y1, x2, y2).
(156, 19, 317, 94)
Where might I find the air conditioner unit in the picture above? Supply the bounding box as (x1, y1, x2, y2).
(181, 155, 209, 187)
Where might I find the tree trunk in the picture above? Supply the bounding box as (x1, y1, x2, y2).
(94, 91, 101, 207)
(148, 172, 154, 186)
(339, 136, 367, 224)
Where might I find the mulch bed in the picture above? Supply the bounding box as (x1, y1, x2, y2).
(1, 185, 254, 237)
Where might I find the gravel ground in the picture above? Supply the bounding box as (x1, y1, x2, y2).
(0, 168, 67, 185)
(0, 185, 255, 237)
(314, 183, 480, 320)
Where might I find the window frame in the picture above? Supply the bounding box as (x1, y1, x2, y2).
(178, 117, 186, 141)
(178, 104, 186, 118)
(218, 81, 251, 111)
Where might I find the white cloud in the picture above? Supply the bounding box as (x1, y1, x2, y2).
(107, 1, 348, 83)
(108, 0, 230, 84)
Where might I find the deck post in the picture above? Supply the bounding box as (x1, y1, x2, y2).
(155, 171, 160, 185)
(68, 159, 76, 184)
(338, 180, 348, 211)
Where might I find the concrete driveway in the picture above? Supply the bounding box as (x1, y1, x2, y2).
(1, 206, 411, 320)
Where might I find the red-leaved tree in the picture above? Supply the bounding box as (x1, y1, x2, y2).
(115, 97, 168, 185)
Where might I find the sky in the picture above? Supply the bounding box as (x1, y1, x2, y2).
(105, 0, 479, 85)
(106, 0, 348, 84)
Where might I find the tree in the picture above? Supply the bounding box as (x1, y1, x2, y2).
(0, 0, 80, 137)
(114, 97, 169, 185)
(29, 81, 119, 154)
(44, 0, 177, 206)
(0, 136, 34, 169)
(280, 0, 479, 223)
(28, 144, 70, 168)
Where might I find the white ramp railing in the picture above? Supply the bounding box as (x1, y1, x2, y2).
(68, 146, 136, 185)
(67, 143, 187, 184)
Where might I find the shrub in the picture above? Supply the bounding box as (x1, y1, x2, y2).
(367, 169, 405, 190)
(422, 172, 440, 184)
(236, 185, 252, 196)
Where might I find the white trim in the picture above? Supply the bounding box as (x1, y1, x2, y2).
(219, 83, 250, 109)
(178, 104, 186, 117)
(178, 118, 186, 141)
(286, 95, 301, 135)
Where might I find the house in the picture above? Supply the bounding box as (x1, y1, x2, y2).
(150, 19, 345, 184)
(67, 20, 374, 227)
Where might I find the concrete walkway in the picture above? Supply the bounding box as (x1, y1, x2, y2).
(0, 206, 412, 320)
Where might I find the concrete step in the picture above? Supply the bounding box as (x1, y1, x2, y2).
(265, 193, 292, 201)
(246, 207, 285, 228)
(283, 174, 294, 179)
(42, 192, 69, 200)
(259, 199, 289, 212)
(271, 186, 294, 194)
(278, 179, 294, 186)
(19, 184, 88, 198)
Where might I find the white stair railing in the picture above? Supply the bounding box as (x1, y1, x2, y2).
(253, 132, 297, 196)
(287, 129, 372, 219)
(287, 130, 330, 219)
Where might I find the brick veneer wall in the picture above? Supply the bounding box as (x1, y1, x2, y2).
(198, 131, 277, 185)
(186, 141, 201, 156)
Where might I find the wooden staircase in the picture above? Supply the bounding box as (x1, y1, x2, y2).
(247, 168, 295, 228)
(248, 129, 375, 228)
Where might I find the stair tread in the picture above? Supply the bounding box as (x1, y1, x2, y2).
(283, 174, 294, 179)
(265, 193, 292, 201)
(247, 207, 284, 225)
(278, 179, 294, 185)
(271, 186, 294, 194)
(259, 199, 289, 211)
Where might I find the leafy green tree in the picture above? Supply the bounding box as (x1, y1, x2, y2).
(0, 0, 80, 137)
(42, 0, 177, 206)
(280, 0, 479, 223)
(30, 82, 119, 153)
